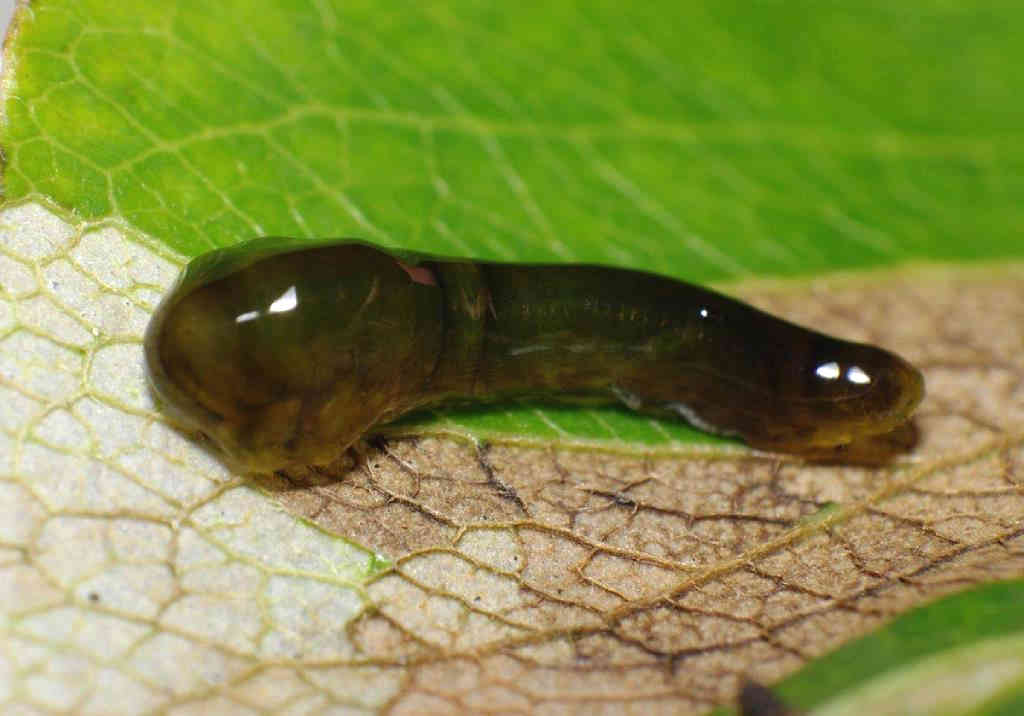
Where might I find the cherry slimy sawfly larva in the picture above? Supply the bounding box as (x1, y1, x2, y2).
(144, 237, 925, 473)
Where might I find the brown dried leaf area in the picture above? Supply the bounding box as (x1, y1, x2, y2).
(269, 267, 1024, 715)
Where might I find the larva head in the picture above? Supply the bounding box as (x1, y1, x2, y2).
(145, 238, 445, 473)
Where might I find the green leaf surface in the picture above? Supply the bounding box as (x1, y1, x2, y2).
(4, 0, 1022, 450)
(5, 0, 1023, 271)
(714, 580, 1024, 716)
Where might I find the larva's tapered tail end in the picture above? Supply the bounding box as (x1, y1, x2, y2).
(747, 347, 926, 461)
(825, 355, 926, 464)
(893, 355, 926, 423)
(813, 343, 927, 447)
(855, 348, 925, 440)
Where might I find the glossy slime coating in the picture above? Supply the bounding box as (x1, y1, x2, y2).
(145, 238, 925, 473)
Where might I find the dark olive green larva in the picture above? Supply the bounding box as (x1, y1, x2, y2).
(144, 237, 925, 473)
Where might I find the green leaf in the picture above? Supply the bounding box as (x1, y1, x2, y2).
(714, 580, 1024, 716)
(5, 0, 1021, 450)
(7, 1, 1022, 270)
(794, 580, 1024, 710)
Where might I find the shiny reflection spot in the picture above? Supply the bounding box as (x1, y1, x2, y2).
(815, 361, 841, 380)
(847, 365, 872, 385)
(235, 310, 260, 324)
(268, 285, 298, 314)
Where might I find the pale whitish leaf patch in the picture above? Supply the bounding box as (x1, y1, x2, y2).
(0, 202, 393, 710)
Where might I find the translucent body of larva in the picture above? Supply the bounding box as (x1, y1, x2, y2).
(144, 237, 925, 473)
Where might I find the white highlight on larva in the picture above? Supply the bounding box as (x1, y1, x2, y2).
(667, 401, 729, 436)
(846, 365, 871, 385)
(269, 285, 298, 314)
(815, 360, 871, 385)
(816, 361, 841, 380)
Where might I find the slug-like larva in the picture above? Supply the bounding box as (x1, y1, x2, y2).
(145, 237, 924, 473)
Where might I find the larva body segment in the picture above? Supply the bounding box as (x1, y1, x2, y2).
(145, 238, 924, 473)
